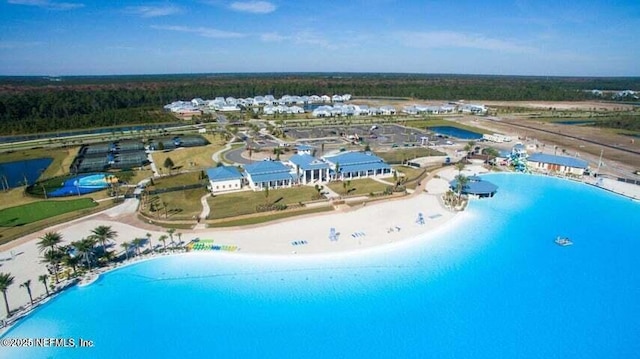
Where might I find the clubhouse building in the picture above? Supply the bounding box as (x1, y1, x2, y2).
(206, 150, 393, 192)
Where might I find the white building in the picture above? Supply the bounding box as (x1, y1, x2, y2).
(527, 153, 589, 176)
(243, 161, 294, 191)
(207, 166, 244, 194)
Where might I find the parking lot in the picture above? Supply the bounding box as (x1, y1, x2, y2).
(284, 124, 456, 150)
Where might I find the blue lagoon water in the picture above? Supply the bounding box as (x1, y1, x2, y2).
(3, 174, 640, 358)
(429, 126, 483, 140)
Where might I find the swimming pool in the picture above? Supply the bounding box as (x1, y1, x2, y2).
(3, 174, 640, 358)
(46, 173, 113, 197)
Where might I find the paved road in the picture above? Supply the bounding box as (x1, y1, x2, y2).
(224, 144, 252, 165)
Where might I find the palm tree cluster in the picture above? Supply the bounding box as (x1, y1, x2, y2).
(36, 226, 119, 284)
(1, 227, 186, 319)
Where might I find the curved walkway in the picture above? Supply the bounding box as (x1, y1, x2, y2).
(195, 194, 210, 229)
(211, 142, 234, 164)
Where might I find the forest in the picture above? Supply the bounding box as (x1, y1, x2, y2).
(1, 73, 639, 135)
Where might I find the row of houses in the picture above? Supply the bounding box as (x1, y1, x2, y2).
(164, 94, 353, 114)
(206, 149, 393, 193)
(312, 104, 397, 117)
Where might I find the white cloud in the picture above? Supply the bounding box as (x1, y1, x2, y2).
(229, 1, 276, 14)
(8, 0, 84, 10)
(0, 41, 43, 49)
(260, 30, 342, 50)
(125, 5, 182, 18)
(151, 25, 246, 39)
(395, 31, 536, 54)
(260, 32, 286, 42)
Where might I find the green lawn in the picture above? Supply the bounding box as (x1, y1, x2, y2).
(327, 178, 390, 196)
(207, 187, 319, 219)
(149, 171, 205, 190)
(0, 198, 98, 227)
(377, 148, 445, 163)
(145, 187, 208, 220)
(209, 206, 334, 227)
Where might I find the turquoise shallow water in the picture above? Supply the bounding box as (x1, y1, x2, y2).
(3, 174, 640, 359)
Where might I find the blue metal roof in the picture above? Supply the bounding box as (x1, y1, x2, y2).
(243, 160, 290, 175)
(206, 166, 243, 181)
(324, 151, 386, 166)
(289, 154, 330, 171)
(527, 153, 588, 169)
(249, 172, 293, 183)
(449, 177, 498, 195)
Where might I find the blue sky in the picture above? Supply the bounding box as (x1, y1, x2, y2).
(0, 0, 638, 76)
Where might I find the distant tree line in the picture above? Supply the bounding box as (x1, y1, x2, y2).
(1, 73, 639, 135)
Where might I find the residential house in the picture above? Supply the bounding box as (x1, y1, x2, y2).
(380, 106, 396, 115)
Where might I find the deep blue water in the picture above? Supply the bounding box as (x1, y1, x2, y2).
(429, 126, 483, 140)
(0, 158, 52, 188)
(3, 174, 640, 358)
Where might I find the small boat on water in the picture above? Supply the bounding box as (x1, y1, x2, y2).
(555, 236, 573, 246)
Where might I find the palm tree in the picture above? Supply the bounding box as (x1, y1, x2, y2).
(158, 235, 168, 251)
(90, 225, 117, 252)
(146, 233, 154, 253)
(120, 241, 131, 260)
(131, 238, 145, 256)
(0, 272, 15, 317)
(167, 228, 176, 246)
(41, 249, 63, 284)
(72, 238, 97, 272)
(20, 280, 33, 306)
(455, 161, 466, 174)
(38, 274, 50, 297)
(62, 254, 81, 277)
(37, 231, 63, 254)
(264, 184, 270, 205)
(454, 174, 469, 201)
(176, 233, 182, 246)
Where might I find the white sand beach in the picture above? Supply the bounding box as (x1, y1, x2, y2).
(6, 162, 637, 324)
(0, 166, 485, 321)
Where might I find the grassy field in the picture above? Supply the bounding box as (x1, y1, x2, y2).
(151, 138, 226, 174)
(144, 187, 208, 220)
(376, 148, 445, 163)
(393, 165, 429, 189)
(207, 187, 319, 219)
(0, 199, 115, 245)
(148, 171, 205, 190)
(208, 206, 334, 227)
(0, 198, 98, 227)
(327, 178, 390, 196)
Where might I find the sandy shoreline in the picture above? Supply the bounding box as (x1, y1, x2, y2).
(2, 163, 638, 326)
(0, 166, 472, 322)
